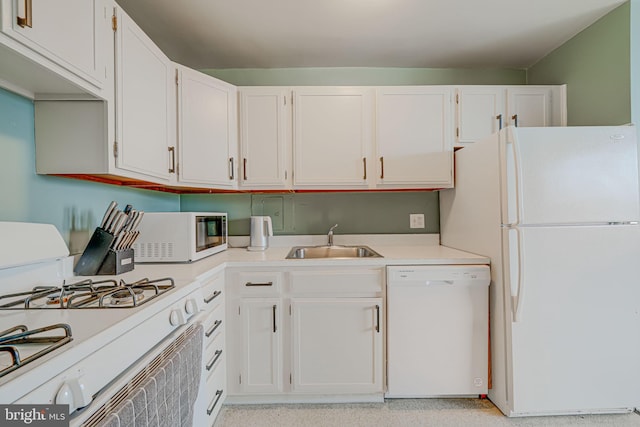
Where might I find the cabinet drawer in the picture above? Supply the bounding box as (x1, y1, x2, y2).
(203, 309, 224, 344)
(290, 269, 384, 294)
(201, 272, 224, 309)
(203, 359, 226, 422)
(237, 271, 282, 294)
(204, 332, 225, 381)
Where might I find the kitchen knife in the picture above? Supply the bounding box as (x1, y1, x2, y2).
(112, 212, 128, 236)
(102, 209, 119, 232)
(99, 201, 117, 229)
(105, 210, 121, 233)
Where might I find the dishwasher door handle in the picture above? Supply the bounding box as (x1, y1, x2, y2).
(425, 280, 454, 286)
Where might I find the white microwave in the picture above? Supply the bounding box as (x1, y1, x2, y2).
(133, 212, 227, 263)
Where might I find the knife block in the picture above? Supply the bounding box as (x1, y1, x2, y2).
(74, 228, 135, 276)
(74, 227, 115, 276)
(96, 248, 135, 275)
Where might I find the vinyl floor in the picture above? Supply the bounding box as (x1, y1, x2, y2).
(214, 399, 640, 427)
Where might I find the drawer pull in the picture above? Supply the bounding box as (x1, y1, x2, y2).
(206, 349, 223, 371)
(205, 320, 222, 338)
(204, 290, 221, 304)
(206, 389, 224, 415)
(245, 281, 273, 287)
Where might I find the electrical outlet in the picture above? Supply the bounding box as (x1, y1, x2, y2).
(409, 213, 425, 229)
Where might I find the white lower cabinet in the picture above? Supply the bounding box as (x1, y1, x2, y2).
(291, 298, 383, 393)
(226, 267, 384, 403)
(239, 298, 283, 393)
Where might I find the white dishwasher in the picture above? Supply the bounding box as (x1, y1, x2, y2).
(386, 265, 490, 398)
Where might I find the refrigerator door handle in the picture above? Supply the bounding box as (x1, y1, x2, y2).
(511, 227, 525, 322)
(508, 135, 523, 226)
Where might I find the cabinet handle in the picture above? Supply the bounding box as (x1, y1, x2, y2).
(204, 290, 221, 304)
(245, 281, 273, 287)
(375, 304, 380, 333)
(243, 158, 247, 181)
(229, 157, 235, 180)
(379, 156, 384, 179)
(206, 390, 224, 415)
(512, 114, 518, 127)
(206, 349, 223, 371)
(205, 320, 222, 338)
(362, 157, 367, 180)
(272, 304, 277, 333)
(496, 114, 503, 130)
(168, 146, 176, 173)
(16, 0, 32, 28)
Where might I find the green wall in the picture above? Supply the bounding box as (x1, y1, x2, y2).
(527, 3, 631, 125)
(181, 192, 440, 236)
(202, 67, 526, 86)
(0, 88, 179, 252)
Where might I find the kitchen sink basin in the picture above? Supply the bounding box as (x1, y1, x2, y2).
(286, 245, 382, 259)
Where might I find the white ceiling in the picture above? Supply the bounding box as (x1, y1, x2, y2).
(115, 0, 627, 70)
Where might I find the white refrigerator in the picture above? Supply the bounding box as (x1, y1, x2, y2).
(440, 125, 640, 417)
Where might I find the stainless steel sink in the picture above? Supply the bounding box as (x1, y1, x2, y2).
(286, 245, 382, 259)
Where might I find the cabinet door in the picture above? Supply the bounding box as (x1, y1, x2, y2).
(114, 7, 174, 182)
(239, 298, 282, 393)
(293, 87, 373, 188)
(375, 87, 453, 188)
(0, 0, 108, 88)
(456, 86, 505, 145)
(506, 87, 552, 127)
(178, 66, 238, 188)
(239, 87, 290, 189)
(291, 298, 383, 394)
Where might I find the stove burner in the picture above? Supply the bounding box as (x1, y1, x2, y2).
(0, 278, 175, 310)
(109, 288, 144, 305)
(0, 324, 73, 378)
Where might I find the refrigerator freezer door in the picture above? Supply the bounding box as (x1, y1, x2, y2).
(501, 126, 640, 226)
(502, 224, 640, 415)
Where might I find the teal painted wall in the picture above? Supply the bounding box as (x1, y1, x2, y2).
(0, 88, 179, 253)
(202, 67, 526, 86)
(527, 3, 630, 125)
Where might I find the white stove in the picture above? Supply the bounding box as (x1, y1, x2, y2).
(0, 222, 206, 426)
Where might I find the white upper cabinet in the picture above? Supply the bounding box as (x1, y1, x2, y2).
(292, 87, 373, 189)
(455, 85, 567, 146)
(239, 87, 290, 189)
(0, 0, 111, 96)
(177, 65, 238, 188)
(456, 86, 505, 145)
(506, 86, 553, 127)
(114, 6, 175, 182)
(375, 86, 453, 188)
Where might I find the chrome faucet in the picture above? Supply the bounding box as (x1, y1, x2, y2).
(327, 224, 338, 246)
